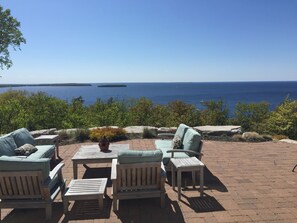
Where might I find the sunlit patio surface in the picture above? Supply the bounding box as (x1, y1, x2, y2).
(2, 139, 297, 223)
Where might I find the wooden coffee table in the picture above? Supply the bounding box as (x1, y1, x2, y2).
(63, 178, 108, 214)
(72, 144, 129, 179)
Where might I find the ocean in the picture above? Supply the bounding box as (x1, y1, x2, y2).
(1, 81, 297, 114)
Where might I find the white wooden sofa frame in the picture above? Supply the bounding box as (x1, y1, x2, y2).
(0, 163, 65, 220)
(111, 159, 166, 211)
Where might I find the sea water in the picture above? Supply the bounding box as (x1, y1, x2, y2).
(1, 81, 297, 114)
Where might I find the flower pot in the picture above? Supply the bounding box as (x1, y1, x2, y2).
(98, 137, 110, 151)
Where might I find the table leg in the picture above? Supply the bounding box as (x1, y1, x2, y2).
(73, 162, 78, 179)
(200, 166, 204, 197)
(192, 171, 196, 188)
(172, 165, 175, 190)
(177, 169, 181, 200)
(63, 197, 69, 214)
(55, 140, 59, 158)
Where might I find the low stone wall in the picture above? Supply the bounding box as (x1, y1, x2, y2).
(32, 125, 242, 139)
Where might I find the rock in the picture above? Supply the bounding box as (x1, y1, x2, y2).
(30, 128, 57, 137)
(157, 127, 176, 134)
(124, 126, 158, 138)
(280, 139, 297, 144)
(194, 125, 242, 136)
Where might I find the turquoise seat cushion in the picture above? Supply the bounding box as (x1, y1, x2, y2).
(27, 145, 55, 159)
(159, 147, 189, 165)
(154, 139, 172, 149)
(174, 124, 189, 141)
(12, 128, 36, 147)
(182, 128, 202, 153)
(118, 149, 163, 164)
(0, 157, 50, 180)
(0, 135, 17, 156)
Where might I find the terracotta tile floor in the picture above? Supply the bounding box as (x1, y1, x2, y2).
(2, 139, 297, 223)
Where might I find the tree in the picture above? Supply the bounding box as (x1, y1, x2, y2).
(0, 5, 26, 70)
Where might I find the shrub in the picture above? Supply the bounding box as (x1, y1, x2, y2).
(200, 100, 229, 125)
(266, 98, 297, 139)
(89, 127, 127, 142)
(272, 135, 288, 140)
(75, 128, 90, 142)
(233, 102, 270, 133)
(142, 128, 156, 139)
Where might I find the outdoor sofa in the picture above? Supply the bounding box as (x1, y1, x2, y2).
(155, 124, 203, 167)
(0, 128, 56, 161)
(0, 128, 64, 220)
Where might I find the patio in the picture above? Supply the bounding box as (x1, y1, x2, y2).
(2, 139, 297, 223)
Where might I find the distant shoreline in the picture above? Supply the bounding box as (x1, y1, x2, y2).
(97, 84, 127, 87)
(0, 83, 92, 88)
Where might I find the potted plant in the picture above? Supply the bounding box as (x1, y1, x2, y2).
(98, 136, 110, 151)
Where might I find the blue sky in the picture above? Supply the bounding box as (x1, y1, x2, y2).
(1, 0, 297, 83)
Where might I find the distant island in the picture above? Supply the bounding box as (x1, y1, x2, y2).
(97, 84, 127, 87)
(0, 83, 92, 88)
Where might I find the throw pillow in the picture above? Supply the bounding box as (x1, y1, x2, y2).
(15, 144, 38, 156)
(172, 136, 183, 150)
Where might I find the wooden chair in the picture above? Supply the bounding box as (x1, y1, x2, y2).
(111, 157, 166, 211)
(0, 163, 65, 220)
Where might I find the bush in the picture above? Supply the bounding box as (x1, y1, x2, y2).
(200, 100, 229, 125)
(89, 127, 127, 142)
(233, 102, 270, 133)
(266, 98, 297, 139)
(272, 135, 288, 140)
(142, 128, 156, 139)
(75, 129, 90, 142)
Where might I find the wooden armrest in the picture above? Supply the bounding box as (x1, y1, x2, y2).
(111, 159, 118, 180)
(49, 163, 65, 179)
(157, 133, 175, 139)
(166, 149, 203, 158)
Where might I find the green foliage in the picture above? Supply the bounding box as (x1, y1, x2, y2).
(142, 128, 156, 139)
(166, 100, 201, 127)
(1, 90, 297, 140)
(66, 97, 89, 128)
(266, 98, 297, 139)
(89, 127, 127, 142)
(233, 102, 270, 133)
(88, 98, 129, 127)
(200, 100, 229, 125)
(128, 97, 154, 126)
(0, 5, 26, 70)
(74, 129, 90, 142)
(25, 92, 69, 130)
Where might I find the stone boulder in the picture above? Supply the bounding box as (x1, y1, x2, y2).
(194, 125, 242, 136)
(124, 126, 158, 138)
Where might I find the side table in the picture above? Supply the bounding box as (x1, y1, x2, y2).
(170, 157, 204, 200)
(63, 178, 108, 214)
(35, 135, 60, 159)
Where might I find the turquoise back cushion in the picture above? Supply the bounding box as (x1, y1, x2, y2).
(12, 128, 36, 147)
(182, 128, 202, 153)
(118, 149, 163, 164)
(0, 157, 50, 180)
(0, 135, 17, 156)
(174, 124, 189, 141)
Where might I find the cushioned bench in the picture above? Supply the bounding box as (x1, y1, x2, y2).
(0, 128, 56, 161)
(155, 124, 203, 166)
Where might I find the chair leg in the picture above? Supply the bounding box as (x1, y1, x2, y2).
(113, 197, 118, 212)
(160, 193, 165, 208)
(45, 204, 52, 220)
(292, 164, 297, 172)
